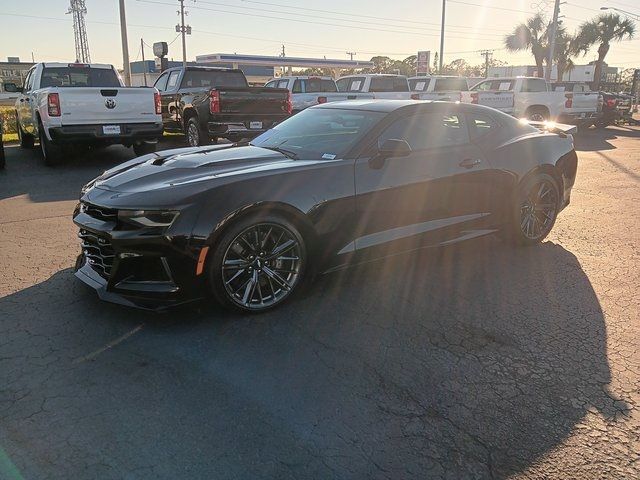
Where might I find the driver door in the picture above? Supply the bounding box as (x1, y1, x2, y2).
(353, 111, 496, 256)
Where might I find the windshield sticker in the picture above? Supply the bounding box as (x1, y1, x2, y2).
(499, 82, 512, 91)
(415, 81, 427, 91)
(322, 153, 337, 160)
(350, 80, 362, 91)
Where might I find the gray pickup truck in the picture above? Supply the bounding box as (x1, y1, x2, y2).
(155, 66, 292, 146)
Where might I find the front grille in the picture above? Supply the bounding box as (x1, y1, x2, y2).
(79, 229, 115, 279)
(81, 202, 117, 223)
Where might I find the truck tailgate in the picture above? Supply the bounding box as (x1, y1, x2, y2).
(567, 92, 599, 112)
(58, 87, 158, 124)
(219, 87, 289, 115)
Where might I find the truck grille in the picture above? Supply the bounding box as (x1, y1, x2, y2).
(80, 202, 117, 222)
(79, 229, 115, 279)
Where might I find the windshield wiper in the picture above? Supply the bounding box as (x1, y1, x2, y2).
(261, 146, 299, 160)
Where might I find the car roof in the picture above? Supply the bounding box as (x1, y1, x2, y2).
(314, 99, 498, 114)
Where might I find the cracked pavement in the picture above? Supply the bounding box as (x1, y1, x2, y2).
(0, 128, 639, 479)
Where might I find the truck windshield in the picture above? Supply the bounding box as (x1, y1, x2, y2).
(251, 108, 384, 160)
(180, 70, 248, 89)
(304, 78, 338, 93)
(40, 67, 121, 88)
(433, 78, 469, 92)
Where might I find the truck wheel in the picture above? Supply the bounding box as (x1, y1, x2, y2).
(133, 142, 157, 156)
(526, 107, 549, 122)
(0, 143, 5, 169)
(18, 122, 35, 149)
(38, 121, 63, 167)
(186, 117, 210, 147)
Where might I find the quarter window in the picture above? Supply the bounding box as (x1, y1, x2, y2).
(264, 80, 277, 88)
(166, 71, 181, 90)
(378, 113, 469, 150)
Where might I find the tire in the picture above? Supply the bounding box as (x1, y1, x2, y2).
(17, 120, 34, 149)
(595, 120, 609, 129)
(38, 121, 63, 167)
(526, 107, 549, 122)
(133, 142, 157, 156)
(185, 117, 210, 147)
(208, 214, 307, 313)
(504, 173, 560, 246)
(0, 143, 5, 169)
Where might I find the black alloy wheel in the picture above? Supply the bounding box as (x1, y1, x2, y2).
(186, 117, 209, 147)
(518, 176, 559, 243)
(210, 217, 306, 312)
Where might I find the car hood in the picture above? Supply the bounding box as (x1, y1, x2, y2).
(93, 144, 296, 194)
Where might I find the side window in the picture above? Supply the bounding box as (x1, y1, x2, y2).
(277, 80, 289, 89)
(472, 81, 492, 91)
(292, 80, 303, 93)
(166, 71, 180, 90)
(393, 77, 409, 92)
(24, 69, 35, 92)
(378, 113, 469, 150)
(154, 72, 169, 92)
(467, 113, 497, 140)
(264, 80, 277, 88)
(522, 79, 547, 92)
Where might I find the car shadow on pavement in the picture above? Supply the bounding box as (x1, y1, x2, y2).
(574, 125, 640, 152)
(0, 238, 631, 479)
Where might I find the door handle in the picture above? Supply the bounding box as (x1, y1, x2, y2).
(459, 158, 482, 168)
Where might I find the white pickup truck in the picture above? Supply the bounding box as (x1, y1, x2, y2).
(468, 77, 600, 126)
(336, 74, 415, 100)
(264, 76, 374, 113)
(408, 76, 473, 102)
(15, 62, 163, 166)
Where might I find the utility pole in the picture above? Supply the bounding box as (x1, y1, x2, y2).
(546, 0, 561, 81)
(177, 0, 189, 67)
(281, 45, 286, 57)
(480, 50, 493, 78)
(439, 0, 446, 73)
(141, 38, 147, 86)
(118, 0, 131, 86)
(346, 51, 356, 61)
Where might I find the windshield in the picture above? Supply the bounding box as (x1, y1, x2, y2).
(40, 67, 121, 88)
(409, 78, 429, 91)
(251, 108, 385, 160)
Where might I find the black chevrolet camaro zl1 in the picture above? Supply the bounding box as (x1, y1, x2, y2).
(73, 100, 578, 312)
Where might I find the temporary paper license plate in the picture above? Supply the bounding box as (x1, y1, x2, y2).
(580, 113, 586, 118)
(249, 121, 263, 129)
(102, 125, 121, 135)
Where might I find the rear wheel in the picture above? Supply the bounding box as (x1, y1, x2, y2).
(0, 141, 5, 169)
(133, 141, 157, 156)
(209, 215, 307, 313)
(186, 117, 210, 147)
(38, 120, 63, 167)
(505, 173, 560, 246)
(18, 120, 34, 149)
(526, 107, 549, 122)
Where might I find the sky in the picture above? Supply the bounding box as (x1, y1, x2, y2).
(0, 0, 638, 70)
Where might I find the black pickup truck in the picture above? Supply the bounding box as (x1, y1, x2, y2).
(154, 66, 291, 146)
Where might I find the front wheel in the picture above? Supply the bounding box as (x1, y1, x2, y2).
(505, 173, 560, 246)
(209, 215, 307, 313)
(18, 121, 34, 149)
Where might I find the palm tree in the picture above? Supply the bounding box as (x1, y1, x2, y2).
(575, 13, 635, 89)
(553, 32, 578, 81)
(504, 14, 549, 78)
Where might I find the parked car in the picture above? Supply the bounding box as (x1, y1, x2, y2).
(74, 100, 577, 313)
(264, 76, 374, 113)
(0, 119, 5, 169)
(154, 66, 291, 146)
(408, 75, 473, 102)
(596, 91, 634, 128)
(14, 62, 163, 166)
(336, 74, 414, 99)
(469, 77, 600, 126)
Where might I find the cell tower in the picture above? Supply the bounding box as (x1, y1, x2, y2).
(68, 0, 91, 63)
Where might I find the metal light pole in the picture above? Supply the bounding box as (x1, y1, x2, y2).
(546, 0, 561, 81)
(439, 0, 446, 73)
(179, 0, 187, 67)
(141, 38, 147, 86)
(600, 6, 640, 21)
(119, 0, 131, 86)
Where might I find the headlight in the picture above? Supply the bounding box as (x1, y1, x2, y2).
(117, 210, 179, 229)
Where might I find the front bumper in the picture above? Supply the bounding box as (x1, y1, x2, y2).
(73, 204, 205, 311)
(49, 122, 164, 144)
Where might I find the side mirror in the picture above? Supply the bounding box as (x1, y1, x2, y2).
(378, 138, 412, 158)
(3, 83, 20, 93)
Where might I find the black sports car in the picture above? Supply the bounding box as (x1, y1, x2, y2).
(74, 100, 578, 312)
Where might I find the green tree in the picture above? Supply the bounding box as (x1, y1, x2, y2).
(553, 31, 578, 81)
(575, 13, 635, 89)
(504, 14, 549, 78)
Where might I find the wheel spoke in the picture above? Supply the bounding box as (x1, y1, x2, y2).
(261, 227, 273, 250)
(267, 239, 296, 260)
(262, 266, 291, 291)
(223, 259, 248, 270)
(225, 268, 246, 285)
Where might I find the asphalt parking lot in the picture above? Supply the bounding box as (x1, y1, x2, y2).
(1, 129, 639, 479)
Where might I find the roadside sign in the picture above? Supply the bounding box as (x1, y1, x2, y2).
(417, 51, 430, 75)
